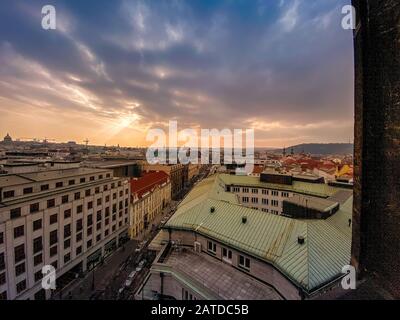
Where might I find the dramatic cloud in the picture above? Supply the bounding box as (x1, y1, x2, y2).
(0, 0, 354, 147)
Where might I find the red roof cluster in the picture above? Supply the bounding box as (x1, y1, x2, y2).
(130, 171, 170, 199)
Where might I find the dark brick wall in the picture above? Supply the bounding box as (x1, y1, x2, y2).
(352, 0, 400, 297)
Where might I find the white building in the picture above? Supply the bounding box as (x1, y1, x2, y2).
(0, 166, 130, 300)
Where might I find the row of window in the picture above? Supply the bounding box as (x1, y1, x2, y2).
(207, 241, 251, 271)
(232, 187, 290, 198)
(9, 192, 129, 221)
(2, 173, 113, 199)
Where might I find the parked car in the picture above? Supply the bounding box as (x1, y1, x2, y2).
(128, 271, 136, 279)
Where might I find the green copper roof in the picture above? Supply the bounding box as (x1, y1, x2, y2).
(165, 174, 352, 292)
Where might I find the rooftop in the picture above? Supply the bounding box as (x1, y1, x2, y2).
(164, 174, 353, 293)
(154, 248, 282, 300)
(0, 167, 110, 188)
(130, 171, 169, 199)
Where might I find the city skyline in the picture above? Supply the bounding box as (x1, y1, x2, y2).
(0, 0, 354, 147)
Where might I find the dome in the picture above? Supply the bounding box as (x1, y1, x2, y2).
(3, 133, 12, 143)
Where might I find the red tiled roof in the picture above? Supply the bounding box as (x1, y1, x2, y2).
(130, 171, 169, 199)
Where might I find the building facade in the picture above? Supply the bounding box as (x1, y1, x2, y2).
(129, 171, 171, 238)
(0, 167, 130, 300)
(141, 164, 186, 200)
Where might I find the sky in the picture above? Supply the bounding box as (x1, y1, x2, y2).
(0, 0, 354, 148)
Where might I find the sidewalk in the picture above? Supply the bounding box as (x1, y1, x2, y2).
(53, 240, 138, 300)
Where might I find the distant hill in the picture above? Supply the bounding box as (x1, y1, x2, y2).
(273, 143, 354, 155)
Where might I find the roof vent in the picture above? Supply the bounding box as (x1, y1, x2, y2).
(298, 236, 305, 245)
(242, 216, 247, 224)
(210, 207, 215, 213)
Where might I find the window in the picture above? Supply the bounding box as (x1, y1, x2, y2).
(47, 199, 56, 208)
(64, 239, 71, 249)
(262, 189, 268, 195)
(50, 214, 58, 225)
(49, 230, 58, 246)
(69, 179, 75, 186)
(64, 209, 72, 219)
(282, 192, 289, 198)
(64, 224, 71, 238)
(262, 198, 268, 205)
(97, 198, 102, 206)
(90, 176, 95, 181)
(30, 203, 39, 213)
(34, 270, 42, 282)
(251, 197, 258, 204)
(222, 248, 232, 261)
(33, 219, 42, 231)
(14, 225, 24, 239)
(207, 241, 216, 254)
(56, 182, 63, 188)
(87, 227, 93, 236)
(76, 219, 83, 232)
(14, 244, 25, 263)
(74, 192, 80, 200)
(16, 279, 26, 294)
(95, 187, 100, 194)
(99, 175, 103, 180)
(64, 253, 71, 263)
(33, 237, 42, 254)
(0, 253, 4, 271)
(103, 185, 108, 191)
(238, 255, 250, 270)
(3, 190, 15, 198)
(0, 272, 5, 285)
(50, 245, 57, 257)
(41, 184, 49, 191)
(10, 207, 21, 219)
(77, 205, 83, 214)
(80, 178, 86, 183)
(87, 201, 93, 210)
(34, 254, 43, 266)
(252, 188, 258, 194)
(76, 246, 82, 256)
(96, 234, 101, 242)
(62, 195, 69, 204)
(105, 195, 110, 203)
(87, 240, 92, 249)
(0, 232, 3, 244)
(87, 214, 93, 226)
(0, 291, 7, 300)
(97, 211, 102, 221)
(242, 197, 249, 203)
(105, 207, 110, 217)
(105, 218, 109, 226)
(76, 232, 82, 242)
(85, 189, 91, 197)
(271, 200, 279, 207)
(15, 262, 25, 276)
(106, 173, 111, 178)
(23, 187, 33, 195)
(113, 193, 117, 200)
(242, 188, 249, 193)
(272, 190, 279, 197)
(97, 222, 102, 230)
(105, 230, 109, 237)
